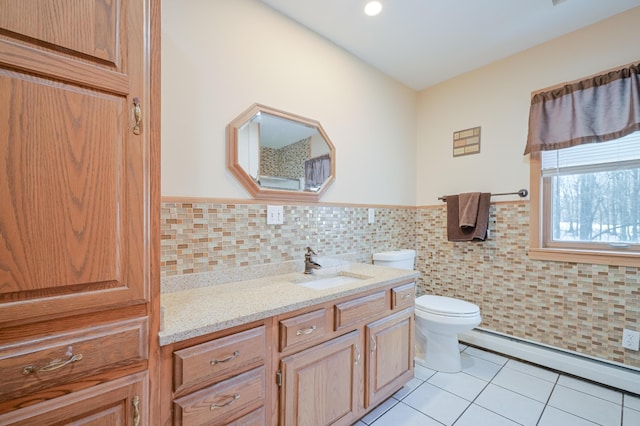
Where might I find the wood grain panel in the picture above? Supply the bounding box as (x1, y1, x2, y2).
(279, 308, 328, 352)
(392, 282, 415, 310)
(0, 0, 119, 65)
(334, 291, 388, 331)
(280, 331, 361, 426)
(0, 71, 122, 295)
(0, 317, 147, 401)
(174, 366, 265, 426)
(0, 371, 147, 425)
(0, 0, 146, 326)
(365, 308, 414, 408)
(173, 326, 266, 395)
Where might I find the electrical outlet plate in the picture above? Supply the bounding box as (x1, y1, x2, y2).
(368, 208, 375, 224)
(622, 328, 640, 351)
(267, 205, 284, 225)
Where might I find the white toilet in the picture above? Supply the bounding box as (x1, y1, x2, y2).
(414, 295, 481, 372)
(372, 249, 481, 373)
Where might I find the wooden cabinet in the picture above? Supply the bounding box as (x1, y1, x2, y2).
(0, 0, 151, 326)
(280, 331, 361, 426)
(276, 281, 415, 426)
(173, 326, 266, 395)
(0, 0, 160, 421)
(160, 281, 416, 426)
(174, 367, 266, 426)
(0, 371, 148, 425)
(365, 308, 414, 408)
(162, 324, 269, 426)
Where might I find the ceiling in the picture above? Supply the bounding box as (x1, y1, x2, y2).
(261, 0, 640, 91)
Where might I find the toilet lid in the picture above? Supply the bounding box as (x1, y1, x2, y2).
(415, 295, 480, 317)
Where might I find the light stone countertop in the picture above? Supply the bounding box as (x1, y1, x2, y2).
(159, 262, 419, 346)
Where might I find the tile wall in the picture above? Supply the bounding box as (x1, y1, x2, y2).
(160, 200, 640, 368)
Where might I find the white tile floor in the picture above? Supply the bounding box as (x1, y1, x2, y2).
(354, 345, 640, 426)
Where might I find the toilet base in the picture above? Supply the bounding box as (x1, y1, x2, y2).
(417, 330, 463, 373)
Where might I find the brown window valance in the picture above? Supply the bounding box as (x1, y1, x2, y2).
(524, 63, 640, 155)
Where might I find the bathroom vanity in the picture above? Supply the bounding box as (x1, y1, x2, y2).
(158, 263, 418, 425)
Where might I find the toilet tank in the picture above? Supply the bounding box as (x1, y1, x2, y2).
(372, 249, 416, 270)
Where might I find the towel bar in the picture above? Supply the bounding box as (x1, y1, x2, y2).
(438, 189, 528, 202)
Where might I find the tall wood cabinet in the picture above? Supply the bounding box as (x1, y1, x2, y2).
(0, 0, 160, 423)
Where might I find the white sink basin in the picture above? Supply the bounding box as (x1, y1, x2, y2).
(290, 272, 372, 290)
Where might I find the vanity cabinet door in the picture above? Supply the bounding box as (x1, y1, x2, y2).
(280, 331, 362, 426)
(0, 372, 147, 426)
(0, 0, 149, 326)
(365, 308, 414, 408)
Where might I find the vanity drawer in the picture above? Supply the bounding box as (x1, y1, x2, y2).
(173, 366, 265, 426)
(279, 309, 328, 352)
(334, 291, 388, 331)
(0, 317, 147, 401)
(392, 283, 415, 310)
(173, 326, 265, 393)
(226, 407, 265, 426)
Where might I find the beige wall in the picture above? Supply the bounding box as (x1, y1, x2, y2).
(161, 0, 417, 205)
(416, 7, 640, 205)
(160, 2, 640, 369)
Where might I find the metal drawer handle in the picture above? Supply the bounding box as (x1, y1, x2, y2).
(355, 344, 361, 365)
(402, 293, 412, 299)
(23, 352, 84, 375)
(210, 394, 239, 409)
(370, 336, 377, 353)
(210, 350, 239, 365)
(132, 395, 140, 426)
(296, 325, 317, 336)
(133, 97, 142, 135)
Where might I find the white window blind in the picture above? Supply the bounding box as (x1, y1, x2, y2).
(541, 130, 640, 174)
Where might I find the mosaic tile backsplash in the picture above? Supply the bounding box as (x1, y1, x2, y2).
(161, 200, 639, 368)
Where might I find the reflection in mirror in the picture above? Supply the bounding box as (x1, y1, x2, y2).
(227, 104, 335, 201)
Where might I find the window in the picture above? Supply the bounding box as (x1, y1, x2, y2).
(540, 132, 640, 253)
(526, 63, 640, 266)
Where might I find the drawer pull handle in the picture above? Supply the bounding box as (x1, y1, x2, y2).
(210, 394, 239, 409)
(133, 97, 142, 135)
(370, 336, 377, 353)
(296, 325, 317, 336)
(402, 293, 412, 299)
(355, 344, 361, 365)
(22, 353, 84, 375)
(132, 395, 140, 426)
(210, 350, 239, 365)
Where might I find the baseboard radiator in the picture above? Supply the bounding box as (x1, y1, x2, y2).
(459, 328, 640, 395)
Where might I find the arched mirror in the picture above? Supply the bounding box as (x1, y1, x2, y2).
(227, 104, 335, 202)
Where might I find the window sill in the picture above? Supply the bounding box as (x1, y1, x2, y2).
(528, 247, 639, 267)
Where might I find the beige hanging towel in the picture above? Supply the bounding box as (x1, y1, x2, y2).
(447, 192, 491, 241)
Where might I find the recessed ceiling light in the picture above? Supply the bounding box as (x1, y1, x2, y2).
(364, 1, 382, 17)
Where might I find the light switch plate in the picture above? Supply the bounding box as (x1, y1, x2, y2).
(267, 205, 284, 225)
(368, 208, 375, 224)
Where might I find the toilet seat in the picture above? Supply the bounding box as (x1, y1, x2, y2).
(415, 295, 480, 318)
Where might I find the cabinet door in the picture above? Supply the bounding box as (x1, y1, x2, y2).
(0, 372, 147, 425)
(280, 331, 362, 426)
(365, 308, 414, 408)
(0, 0, 149, 325)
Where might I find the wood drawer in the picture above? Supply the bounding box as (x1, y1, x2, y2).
(279, 309, 329, 352)
(173, 326, 265, 393)
(392, 283, 415, 310)
(0, 317, 147, 401)
(334, 291, 388, 331)
(173, 366, 265, 426)
(226, 406, 265, 426)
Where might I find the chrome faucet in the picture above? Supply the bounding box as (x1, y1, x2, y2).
(304, 247, 322, 274)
